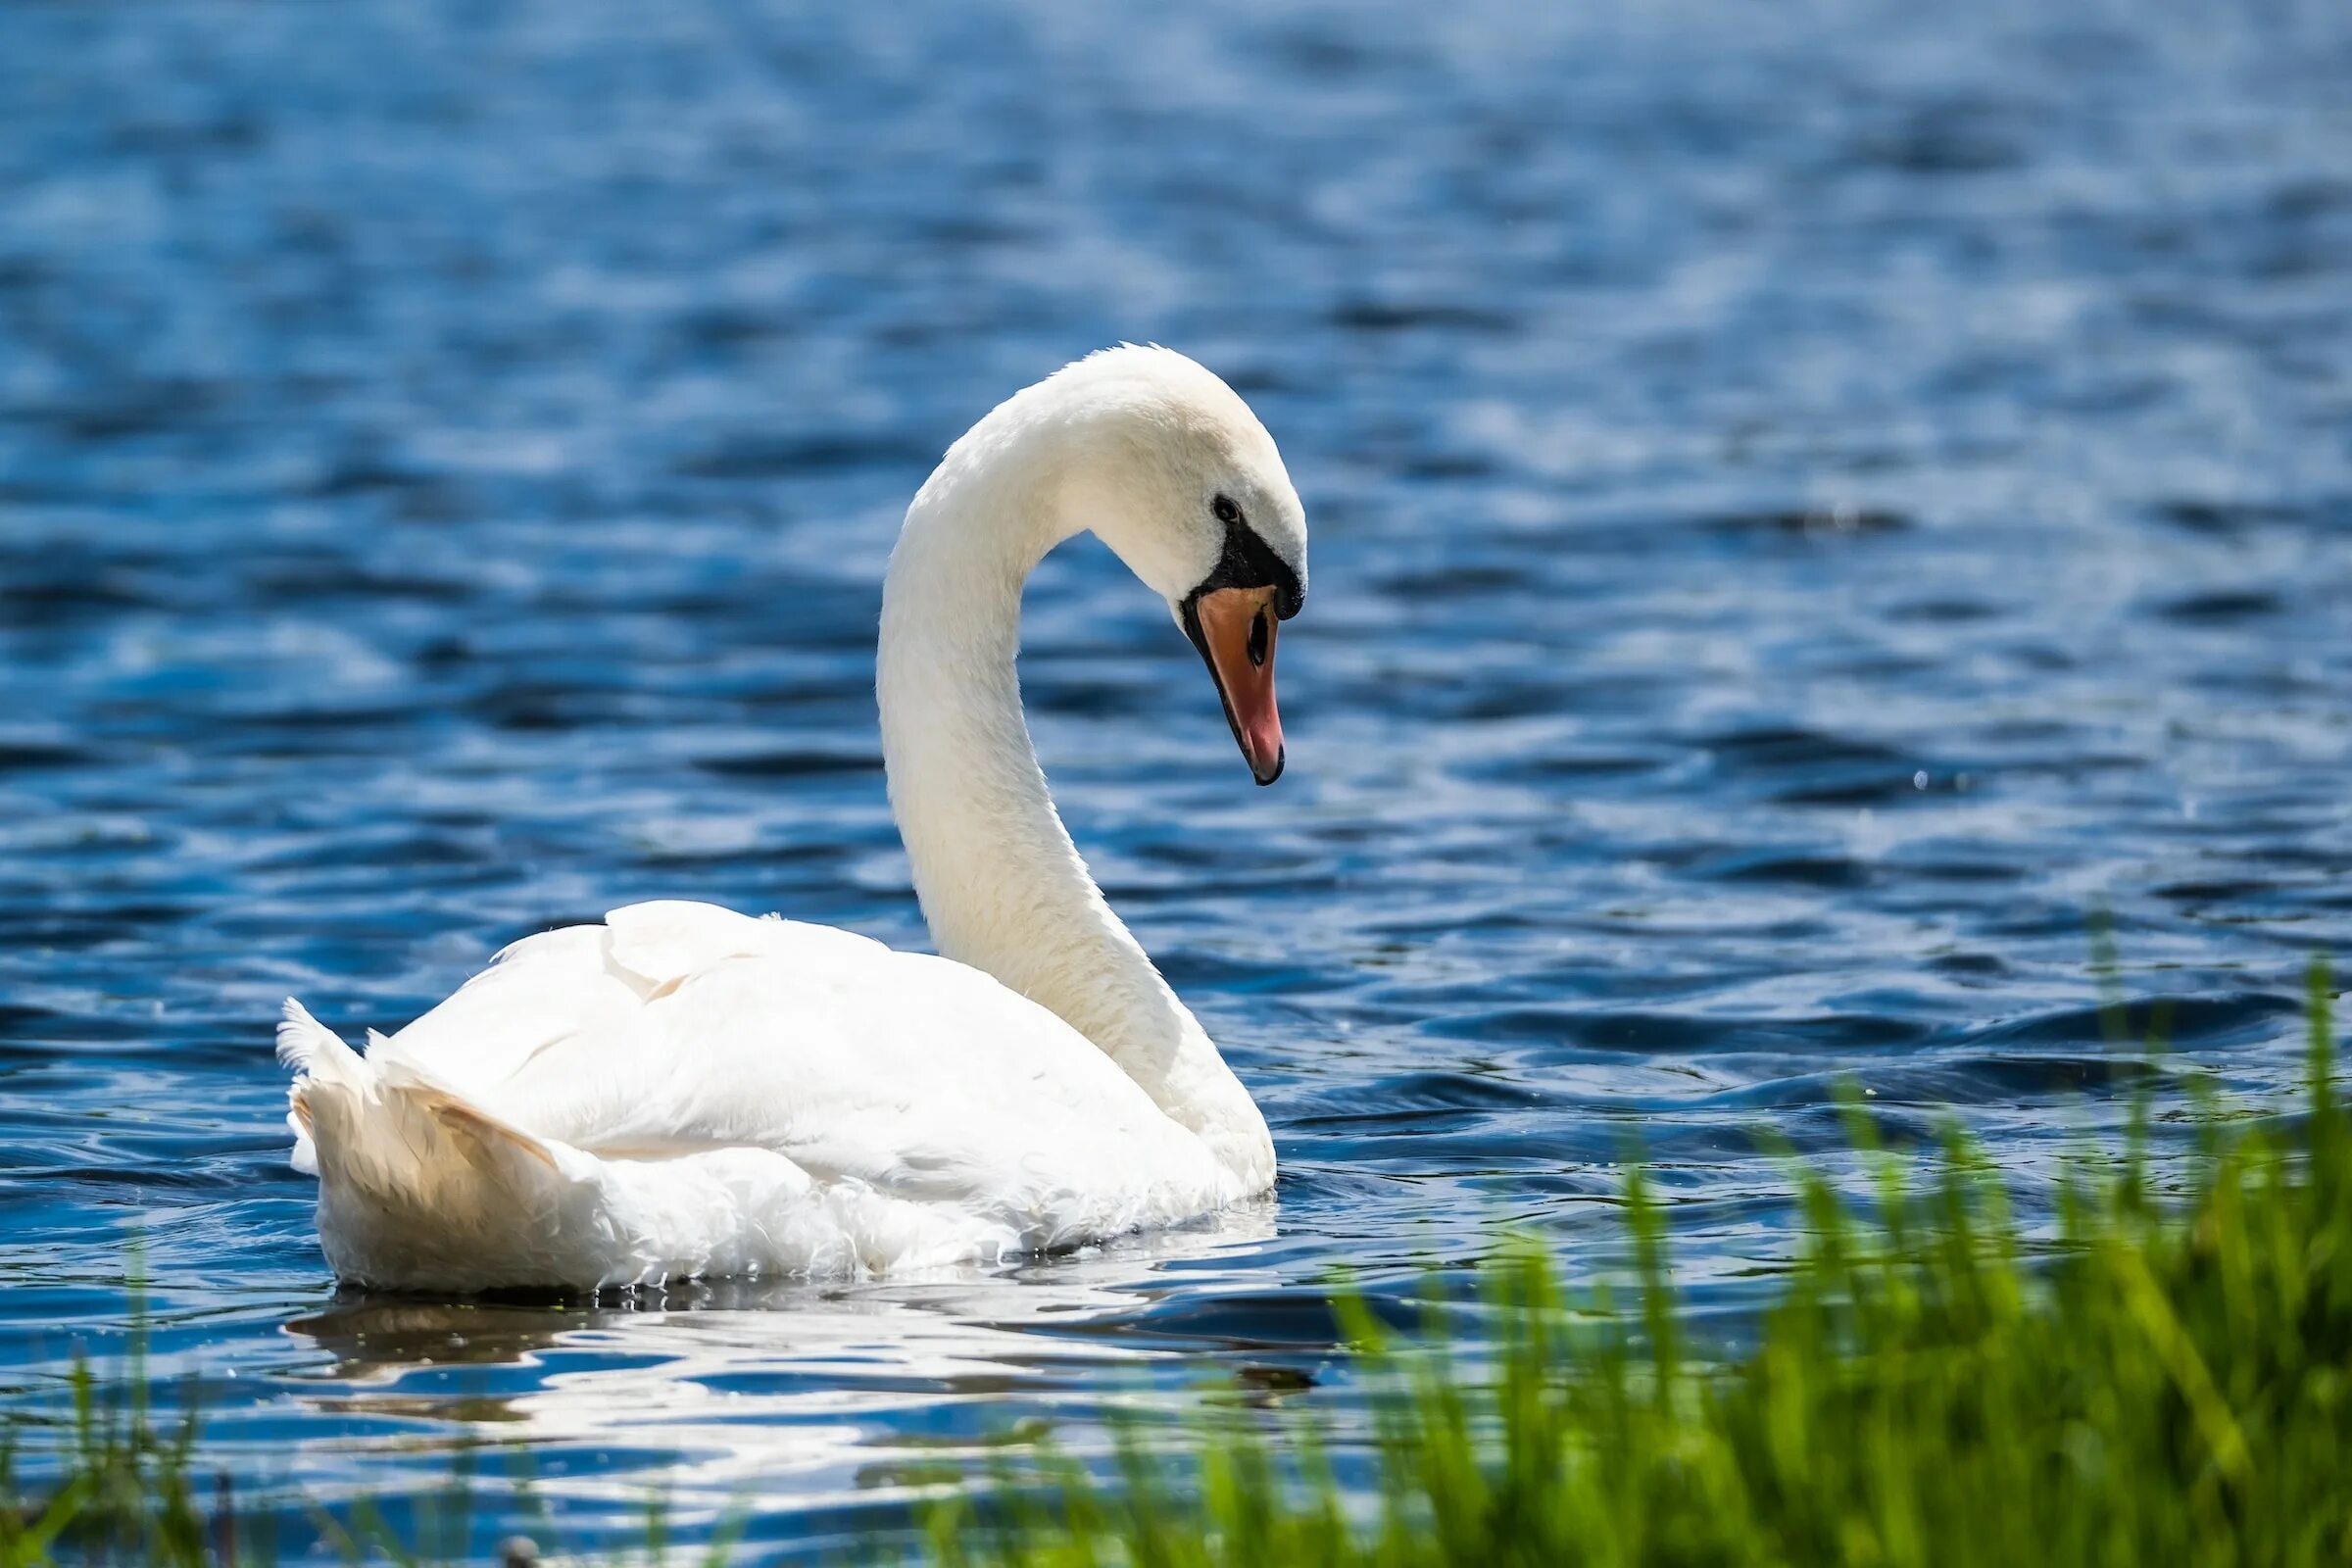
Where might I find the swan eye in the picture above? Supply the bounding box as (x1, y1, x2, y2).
(1248, 608, 1270, 667)
(1212, 494, 1244, 527)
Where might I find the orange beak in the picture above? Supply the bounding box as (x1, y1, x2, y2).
(1183, 585, 1285, 784)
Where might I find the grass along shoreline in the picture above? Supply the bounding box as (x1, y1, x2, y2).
(937, 960, 2351, 1566)
(6, 964, 2347, 1566)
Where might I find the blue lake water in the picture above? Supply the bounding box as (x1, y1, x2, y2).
(1, 0, 2348, 1556)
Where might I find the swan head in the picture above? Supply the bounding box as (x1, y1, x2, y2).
(1043, 347, 1308, 786)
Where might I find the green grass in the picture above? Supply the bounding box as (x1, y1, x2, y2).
(1, 1336, 211, 1567)
(931, 960, 2352, 1568)
(5, 964, 2347, 1566)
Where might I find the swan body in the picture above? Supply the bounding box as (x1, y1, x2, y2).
(278, 347, 1308, 1293)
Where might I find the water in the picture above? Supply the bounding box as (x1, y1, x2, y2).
(2, 0, 2348, 1554)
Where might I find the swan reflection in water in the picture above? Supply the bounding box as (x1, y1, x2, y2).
(276, 1202, 1298, 1521)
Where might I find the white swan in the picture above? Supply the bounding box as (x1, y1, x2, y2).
(274, 346, 1308, 1294)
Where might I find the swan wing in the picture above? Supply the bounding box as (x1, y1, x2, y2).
(359, 900, 1194, 1200)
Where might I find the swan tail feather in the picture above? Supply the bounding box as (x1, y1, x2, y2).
(278, 1000, 580, 1284)
(278, 999, 361, 1174)
(276, 998, 355, 1076)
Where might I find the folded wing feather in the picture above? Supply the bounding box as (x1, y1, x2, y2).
(357, 900, 1197, 1207)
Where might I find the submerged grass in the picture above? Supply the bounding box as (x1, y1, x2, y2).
(4, 964, 2347, 1566)
(0, 1346, 208, 1567)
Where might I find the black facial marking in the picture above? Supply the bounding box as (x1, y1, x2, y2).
(1191, 501, 1303, 619)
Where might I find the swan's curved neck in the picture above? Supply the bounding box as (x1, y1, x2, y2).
(876, 404, 1271, 1190)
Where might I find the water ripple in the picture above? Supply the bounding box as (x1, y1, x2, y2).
(1, 0, 2348, 1554)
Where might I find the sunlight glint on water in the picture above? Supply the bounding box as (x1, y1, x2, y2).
(0, 0, 2346, 1554)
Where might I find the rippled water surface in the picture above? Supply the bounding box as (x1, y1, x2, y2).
(3, 0, 2349, 1555)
